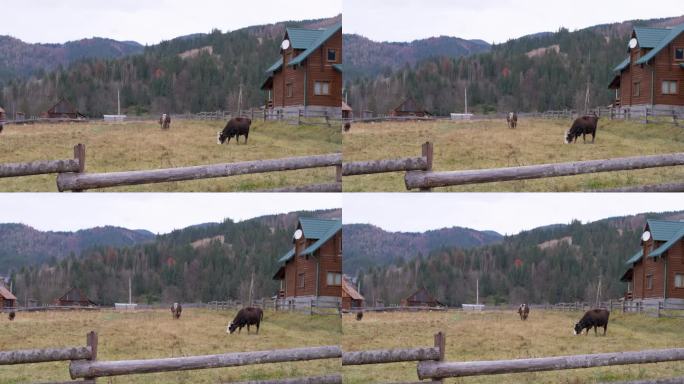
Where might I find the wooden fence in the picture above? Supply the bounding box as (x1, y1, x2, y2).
(342, 332, 684, 383)
(341, 141, 684, 192)
(1, 331, 341, 384)
(0, 144, 342, 192)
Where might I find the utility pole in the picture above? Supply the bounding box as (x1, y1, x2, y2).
(238, 84, 243, 117)
(117, 88, 121, 116)
(464, 87, 468, 115)
(128, 276, 132, 304)
(476, 278, 479, 305)
(248, 269, 255, 306)
(595, 275, 602, 307)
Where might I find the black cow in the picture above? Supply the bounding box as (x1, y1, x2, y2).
(565, 115, 598, 144)
(218, 117, 251, 144)
(171, 302, 182, 319)
(0, 123, 4, 134)
(227, 307, 263, 334)
(159, 114, 171, 129)
(574, 308, 610, 336)
(517, 304, 529, 320)
(8, 311, 15, 321)
(344, 122, 351, 132)
(356, 311, 363, 321)
(507, 112, 518, 129)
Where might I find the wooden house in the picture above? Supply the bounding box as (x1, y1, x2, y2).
(610, 24, 684, 112)
(55, 288, 97, 307)
(45, 98, 86, 119)
(342, 276, 364, 310)
(261, 23, 342, 118)
(621, 219, 684, 305)
(390, 98, 430, 117)
(273, 217, 342, 309)
(401, 288, 443, 307)
(0, 285, 17, 308)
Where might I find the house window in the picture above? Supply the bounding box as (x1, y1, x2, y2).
(646, 274, 653, 290)
(286, 83, 293, 98)
(314, 81, 330, 95)
(662, 80, 678, 95)
(676, 48, 684, 61)
(298, 273, 305, 289)
(327, 49, 337, 62)
(675, 274, 684, 288)
(633, 82, 640, 97)
(326, 272, 342, 286)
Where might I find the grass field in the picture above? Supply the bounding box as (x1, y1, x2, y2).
(0, 120, 341, 191)
(0, 309, 341, 383)
(343, 118, 684, 191)
(342, 310, 684, 384)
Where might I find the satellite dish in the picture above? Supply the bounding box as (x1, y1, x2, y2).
(629, 38, 638, 49)
(641, 230, 651, 242)
(281, 39, 290, 50)
(293, 229, 303, 240)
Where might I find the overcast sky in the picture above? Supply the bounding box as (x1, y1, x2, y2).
(0, 193, 341, 233)
(344, 0, 683, 43)
(2, 0, 341, 45)
(343, 194, 684, 235)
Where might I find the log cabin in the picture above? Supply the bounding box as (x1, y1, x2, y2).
(44, 98, 86, 119)
(0, 284, 17, 308)
(609, 24, 684, 113)
(342, 276, 364, 310)
(55, 287, 97, 307)
(261, 23, 342, 118)
(273, 217, 342, 310)
(400, 288, 443, 307)
(621, 219, 684, 306)
(390, 98, 430, 117)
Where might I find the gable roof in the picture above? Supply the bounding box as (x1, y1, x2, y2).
(405, 288, 442, 305)
(0, 285, 16, 301)
(57, 287, 96, 304)
(625, 220, 684, 264)
(0, 106, 5, 114)
(277, 217, 341, 263)
(636, 24, 684, 64)
(286, 27, 327, 50)
(342, 277, 364, 301)
(394, 98, 428, 113)
(289, 23, 342, 67)
(633, 27, 672, 49)
(264, 23, 341, 74)
(613, 57, 630, 72)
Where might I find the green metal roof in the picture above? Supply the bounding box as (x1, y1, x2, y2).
(633, 27, 671, 49)
(613, 57, 630, 72)
(636, 24, 684, 64)
(277, 217, 341, 263)
(286, 27, 327, 50)
(289, 22, 342, 67)
(646, 219, 684, 241)
(625, 249, 643, 265)
(650, 227, 684, 258)
(333, 63, 343, 72)
(265, 58, 283, 74)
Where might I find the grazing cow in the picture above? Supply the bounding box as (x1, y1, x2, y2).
(517, 304, 529, 320)
(227, 307, 263, 334)
(574, 308, 610, 336)
(217, 117, 251, 144)
(171, 302, 182, 319)
(356, 311, 363, 321)
(159, 114, 171, 129)
(8, 311, 15, 321)
(507, 112, 518, 129)
(344, 122, 351, 132)
(565, 115, 598, 144)
(0, 123, 4, 134)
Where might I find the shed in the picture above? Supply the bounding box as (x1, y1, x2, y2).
(401, 288, 443, 307)
(342, 101, 353, 119)
(342, 276, 364, 310)
(55, 288, 97, 307)
(0, 106, 5, 120)
(391, 98, 430, 117)
(0, 285, 17, 308)
(46, 98, 86, 119)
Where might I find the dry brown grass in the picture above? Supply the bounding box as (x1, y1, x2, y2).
(342, 118, 684, 191)
(0, 120, 341, 191)
(342, 310, 684, 383)
(0, 309, 341, 383)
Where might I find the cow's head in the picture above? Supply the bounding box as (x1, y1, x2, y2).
(217, 131, 229, 144)
(573, 322, 583, 335)
(227, 321, 238, 334)
(564, 129, 573, 144)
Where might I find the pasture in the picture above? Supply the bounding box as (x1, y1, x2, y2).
(0, 308, 341, 383)
(0, 119, 341, 191)
(342, 310, 684, 383)
(343, 118, 684, 191)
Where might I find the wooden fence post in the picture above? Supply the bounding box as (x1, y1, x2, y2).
(419, 142, 433, 192)
(86, 331, 98, 383)
(74, 144, 86, 173)
(336, 164, 342, 184)
(298, 110, 302, 126)
(432, 332, 446, 383)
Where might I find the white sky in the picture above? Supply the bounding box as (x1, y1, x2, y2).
(343, 193, 684, 235)
(0, 193, 341, 233)
(344, 0, 683, 43)
(2, 0, 341, 45)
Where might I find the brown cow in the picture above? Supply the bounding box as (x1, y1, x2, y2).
(227, 307, 263, 334)
(159, 114, 171, 129)
(171, 302, 182, 319)
(517, 304, 529, 320)
(8, 311, 15, 321)
(565, 115, 598, 144)
(507, 112, 518, 129)
(218, 117, 251, 144)
(574, 308, 610, 336)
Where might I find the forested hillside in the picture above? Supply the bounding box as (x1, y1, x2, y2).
(355, 211, 684, 307)
(0, 16, 340, 117)
(345, 16, 684, 115)
(9, 209, 340, 306)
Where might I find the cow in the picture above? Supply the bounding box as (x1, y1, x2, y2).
(227, 307, 263, 334)
(0, 123, 4, 134)
(171, 302, 182, 319)
(507, 112, 518, 129)
(8, 311, 15, 321)
(565, 115, 598, 144)
(517, 304, 529, 320)
(356, 311, 363, 321)
(159, 114, 171, 129)
(344, 122, 351, 132)
(217, 117, 251, 145)
(574, 308, 610, 336)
